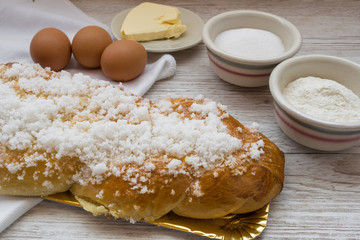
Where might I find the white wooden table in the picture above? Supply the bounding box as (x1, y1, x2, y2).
(1, 0, 359, 239)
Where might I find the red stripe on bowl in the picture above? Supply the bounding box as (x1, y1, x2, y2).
(274, 104, 360, 143)
(208, 53, 271, 78)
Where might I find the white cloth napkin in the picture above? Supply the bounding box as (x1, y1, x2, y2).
(0, 196, 42, 233)
(0, 0, 176, 233)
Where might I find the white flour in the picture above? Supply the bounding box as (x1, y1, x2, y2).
(214, 28, 285, 60)
(283, 76, 360, 123)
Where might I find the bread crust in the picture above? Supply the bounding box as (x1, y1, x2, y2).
(0, 63, 284, 221)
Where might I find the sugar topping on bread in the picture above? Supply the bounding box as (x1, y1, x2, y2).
(0, 63, 268, 194)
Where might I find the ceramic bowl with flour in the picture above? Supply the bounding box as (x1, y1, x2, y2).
(269, 54, 360, 151)
(202, 10, 302, 87)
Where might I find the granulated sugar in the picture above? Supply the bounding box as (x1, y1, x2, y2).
(214, 28, 285, 60)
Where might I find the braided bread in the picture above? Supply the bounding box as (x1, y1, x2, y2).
(0, 63, 284, 222)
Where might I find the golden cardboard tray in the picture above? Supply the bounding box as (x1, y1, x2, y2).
(44, 191, 269, 239)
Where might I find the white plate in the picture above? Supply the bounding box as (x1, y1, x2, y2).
(111, 7, 204, 53)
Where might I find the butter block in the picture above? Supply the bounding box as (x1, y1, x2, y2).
(121, 2, 187, 42)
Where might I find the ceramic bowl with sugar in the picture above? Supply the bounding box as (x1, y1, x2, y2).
(202, 10, 302, 87)
(269, 54, 360, 151)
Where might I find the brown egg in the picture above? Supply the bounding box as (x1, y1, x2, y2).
(72, 26, 113, 68)
(100, 40, 147, 82)
(30, 28, 71, 71)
